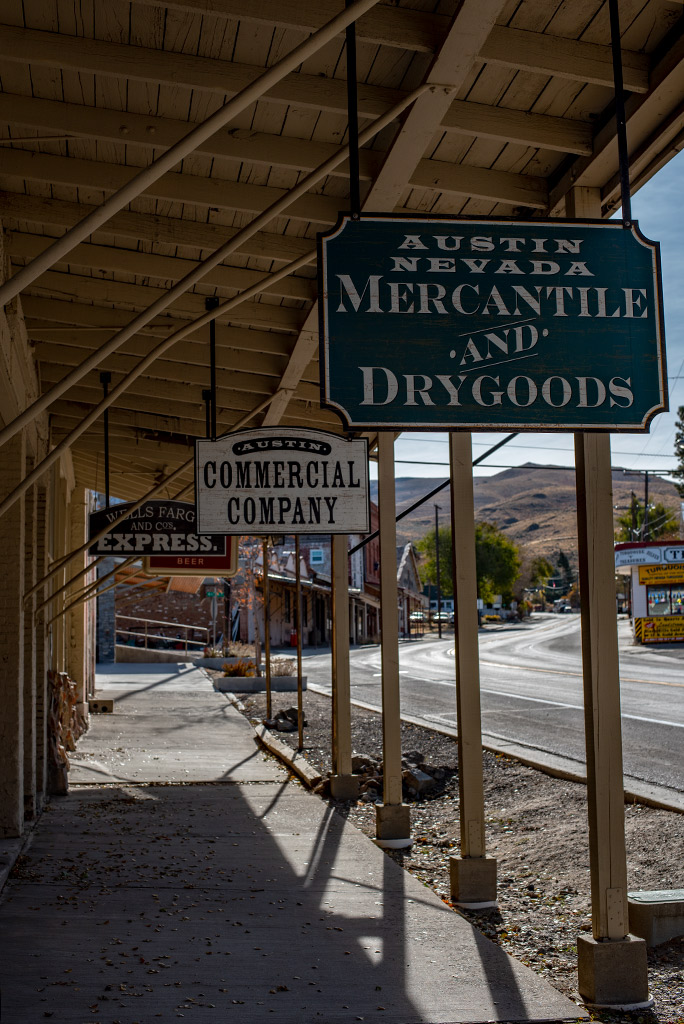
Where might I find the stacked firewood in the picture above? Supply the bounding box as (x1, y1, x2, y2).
(47, 669, 85, 793)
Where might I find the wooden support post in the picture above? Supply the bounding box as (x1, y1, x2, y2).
(574, 433, 649, 1005)
(448, 432, 497, 906)
(294, 535, 304, 751)
(0, 431, 26, 836)
(375, 433, 410, 846)
(330, 534, 359, 800)
(262, 540, 272, 721)
(567, 185, 649, 1007)
(23, 472, 38, 822)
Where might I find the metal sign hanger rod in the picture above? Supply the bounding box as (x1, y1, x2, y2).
(608, 0, 632, 225)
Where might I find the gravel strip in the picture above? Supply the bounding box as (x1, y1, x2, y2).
(234, 685, 684, 1024)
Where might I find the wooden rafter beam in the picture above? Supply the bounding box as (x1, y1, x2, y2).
(7, 232, 316, 304)
(0, 22, 650, 114)
(479, 25, 649, 94)
(1, 140, 548, 216)
(0, 93, 381, 181)
(442, 99, 592, 156)
(0, 25, 403, 119)
(33, 341, 317, 386)
(0, 191, 314, 265)
(25, 273, 306, 332)
(548, 20, 684, 212)
(50, 396, 340, 438)
(39, 362, 322, 408)
(0, 148, 341, 226)
(0, 90, 592, 178)
(130, 0, 449, 53)
(27, 322, 300, 362)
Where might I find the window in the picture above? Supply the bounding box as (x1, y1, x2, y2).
(647, 585, 684, 616)
(309, 548, 325, 565)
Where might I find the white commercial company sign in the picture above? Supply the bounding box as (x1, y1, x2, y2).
(195, 428, 370, 535)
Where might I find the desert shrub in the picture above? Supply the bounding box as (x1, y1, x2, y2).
(222, 659, 256, 677)
(225, 641, 255, 658)
(269, 656, 296, 677)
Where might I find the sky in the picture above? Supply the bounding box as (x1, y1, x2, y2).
(371, 153, 684, 484)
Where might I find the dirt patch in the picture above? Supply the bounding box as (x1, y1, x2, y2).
(237, 687, 684, 1024)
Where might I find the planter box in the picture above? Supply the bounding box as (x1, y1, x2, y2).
(197, 656, 259, 670)
(214, 675, 307, 693)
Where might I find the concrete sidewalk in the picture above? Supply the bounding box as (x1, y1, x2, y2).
(0, 664, 586, 1023)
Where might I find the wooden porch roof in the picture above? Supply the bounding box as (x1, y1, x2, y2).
(1, 0, 683, 500)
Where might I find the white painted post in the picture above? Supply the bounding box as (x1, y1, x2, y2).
(448, 432, 496, 906)
(375, 433, 410, 846)
(567, 185, 649, 1006)
(330, 534, 358, 800)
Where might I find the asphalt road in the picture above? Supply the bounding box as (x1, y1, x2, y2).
(300, 614, 684, 795)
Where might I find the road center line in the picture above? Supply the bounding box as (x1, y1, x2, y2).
(400, 676, 684, 728)
(479, 659, 684, 688)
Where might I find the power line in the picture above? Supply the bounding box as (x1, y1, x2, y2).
(398, 436, 677, 459)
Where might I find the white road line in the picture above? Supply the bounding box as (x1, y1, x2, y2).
(480, 688, 684, 729)
(399, 676, 684, 729)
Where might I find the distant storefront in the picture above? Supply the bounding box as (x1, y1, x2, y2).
(615, 542, 684, 644)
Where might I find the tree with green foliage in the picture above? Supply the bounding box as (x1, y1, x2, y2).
(418, 520, 521, 604)
(674, 405, 684, 498)
(416, 525, 453, 597)
(616, 496, 679, 542)
(529, 555, 555, 609)
(555, 550, 574, 593)
(475, 522, 521, 603)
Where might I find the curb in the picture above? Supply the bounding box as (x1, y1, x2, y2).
(307, 685, 684, 815)
(253, 724, 323, 789)
(222, 691, 323, 790)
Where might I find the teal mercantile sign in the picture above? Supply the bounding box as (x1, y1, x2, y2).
(318, 216, 667, 431)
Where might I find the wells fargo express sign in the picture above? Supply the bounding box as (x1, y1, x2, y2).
(195, 428, 370, 535)
(88, 501, 227, 556)
(319, 217, 667, 430)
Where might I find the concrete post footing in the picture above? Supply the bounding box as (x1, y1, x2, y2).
(577, 933, 650, 1007)
(375, 802, 411, 845)
(330, 774, 361, 801)
(450, 855, 497, 905)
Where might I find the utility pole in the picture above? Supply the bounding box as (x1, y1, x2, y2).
(642, 470, 650, 542)
(434, 504, 442, 640)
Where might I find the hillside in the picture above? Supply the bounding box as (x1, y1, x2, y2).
(370, 464, 681, 565)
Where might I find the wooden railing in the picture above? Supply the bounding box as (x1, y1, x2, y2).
(115, 614, 209, 654)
